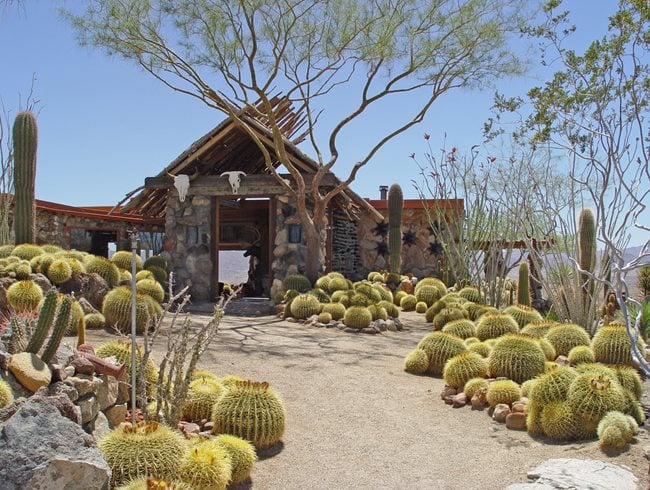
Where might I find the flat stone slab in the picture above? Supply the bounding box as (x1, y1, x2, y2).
(520, 458, 638, 490)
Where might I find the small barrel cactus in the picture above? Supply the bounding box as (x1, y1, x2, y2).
(467, 341, 491, 358)
(441, 318, 475, 339)
(488, 334, 546, 383)
(211, 380, 286, 450)
(540, 400, 577, 441)
(545, 323, 591, 357)
(99, 421, 187, 488)
(0, 379, 14, 408)
(597, 411, 638, 449)
(502, 304, 542, 329)
(283, 274, 311, 293)
(415, 301, 428, 314)
(177, 439, 232, 490)
(317, 311, 333, 324)
(400, 294, 417, 311)
(12, 245, 43, 262)
(85, 312, 106, 330)
(432, 307, 466, 330)
(475, 313, 519, 341)
(136, 278, 165, 303)
(486, 379, 521, 408)
(520, 320, 556, 338)
(102, 286, 153, 334)
(567, 345, 595, 366)
(96, 340, 159, 396)
(289, 294, 321, 320)
(458, 286, 483, 304)
(591, 322, 644, 367)
(403, 348, 429, 374)
(463, 377, 489, 399)
(443, 352, 488, 389)
(214, 434, 257, 484)
(6, 280, 43, 313)
(181, 377, 226, 422)
(343, 306, 372, 329)
(46, 259, 72, 285)
(416, 331, 467, 375)
(320, 302, 346, 321)
(378, 300, 399, 319)
(415, 284, 443, 307)
(111, 250, 143, 271)
(85, 256, 121, 288)
(528, 366, 578, 406)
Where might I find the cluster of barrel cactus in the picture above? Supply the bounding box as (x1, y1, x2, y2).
(401, 280, 646, 448)
(100, 369, 283, 488)
(0, 243, 172, 337)
(280, 270, 416, 330)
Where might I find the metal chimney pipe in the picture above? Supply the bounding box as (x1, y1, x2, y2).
(379, 185, 388, 200)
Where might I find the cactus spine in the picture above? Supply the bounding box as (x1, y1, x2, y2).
(12, 112, 37, 244)
(517, 261, 530, 306)
(387, 183, 403, 274)
(578, 208, 596, 310)
(41, 295, 72, 363)
(25, 290, 58, 354)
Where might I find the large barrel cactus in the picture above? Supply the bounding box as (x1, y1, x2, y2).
(99, 421, 187, 488)
(211, 380, 286, 450)
(387, 183, 403, 273)
(487, 334, 546, 383)
(12, 111, 37, 244)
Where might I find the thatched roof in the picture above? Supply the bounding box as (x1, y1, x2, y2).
(121, 97, 381, 221)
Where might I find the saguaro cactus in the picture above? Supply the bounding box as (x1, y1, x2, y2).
(578, 208, 596, 308)
(387, 183, 403, 274)
(12, 111, 38, 245)
(517, 261, 531, 306)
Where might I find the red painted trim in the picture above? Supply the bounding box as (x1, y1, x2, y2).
(34, 198, 164, 225)
(366, 198, 464, 211)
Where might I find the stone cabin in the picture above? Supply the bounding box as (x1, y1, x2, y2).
(20, 107, 463, 303)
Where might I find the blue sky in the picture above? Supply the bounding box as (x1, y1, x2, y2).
(0, 0, 615, 208)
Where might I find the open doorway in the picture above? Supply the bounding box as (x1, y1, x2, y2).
(216, 198, 271, 298)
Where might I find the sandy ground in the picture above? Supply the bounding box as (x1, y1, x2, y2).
(86, 310, 650, 490)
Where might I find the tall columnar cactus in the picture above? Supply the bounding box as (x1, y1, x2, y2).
(578, 208, 596, 308)
(25, 290, 58, 354)
(387, 183, 403, 274)
(12, 111, 38, 245)
(40, 295, 72, 364)
(517, 261, 530, 306)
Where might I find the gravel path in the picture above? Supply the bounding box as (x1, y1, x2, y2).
(87, 311, 650, 489)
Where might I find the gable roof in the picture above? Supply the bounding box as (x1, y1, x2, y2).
(121, 99, 381, 221)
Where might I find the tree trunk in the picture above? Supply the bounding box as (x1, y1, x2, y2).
(303, 221, 321, 284)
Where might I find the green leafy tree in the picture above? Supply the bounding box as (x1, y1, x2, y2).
(491, 0, 650, 370)
(65, 0, 533, 283)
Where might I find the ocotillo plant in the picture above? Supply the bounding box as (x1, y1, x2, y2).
(12, 111, 37, 244)
(517, 261, 531, 306)
(388, 183, 403, 274)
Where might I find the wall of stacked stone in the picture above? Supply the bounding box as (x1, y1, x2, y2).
(331, 217, 362, 280)
(357, 208, 445, 279)
(164, 194, 213, 301)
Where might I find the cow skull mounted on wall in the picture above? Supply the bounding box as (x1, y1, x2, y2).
(166, 168, 199, 202)
(221, 171, 247, 194)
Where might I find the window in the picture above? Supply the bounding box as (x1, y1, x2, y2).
(288, 224, 302, 244)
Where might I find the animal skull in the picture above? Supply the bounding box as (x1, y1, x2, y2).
(220, 171, 247, 194)
(166, 171, 198, 202)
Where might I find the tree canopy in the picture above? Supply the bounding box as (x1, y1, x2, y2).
(66, 0, 534, 281)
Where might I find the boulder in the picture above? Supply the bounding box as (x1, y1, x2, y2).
(104, 403, 127, 428)
(0, 396, 110, 489)
(7, 352, 52, 393)
(523, 458, 637, 490)
(28, 273, 54, 293)
(493, 404, 511, 423)
(95, 375, 119, 411)
(506, 412, 527, 430)
(452, 393, 468, 408)
(70, 356, 96, 376)
(78, 297, 99, 315)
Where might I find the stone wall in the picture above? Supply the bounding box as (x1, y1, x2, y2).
(358, 205, 457, 279)
(164, 194, 214, 301)
(269, 193, 327, 300)
(331, 216, 362, 280)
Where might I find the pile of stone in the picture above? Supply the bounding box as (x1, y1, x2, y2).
(286, 315, 404, 335)
(0, 340, 131, 488)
